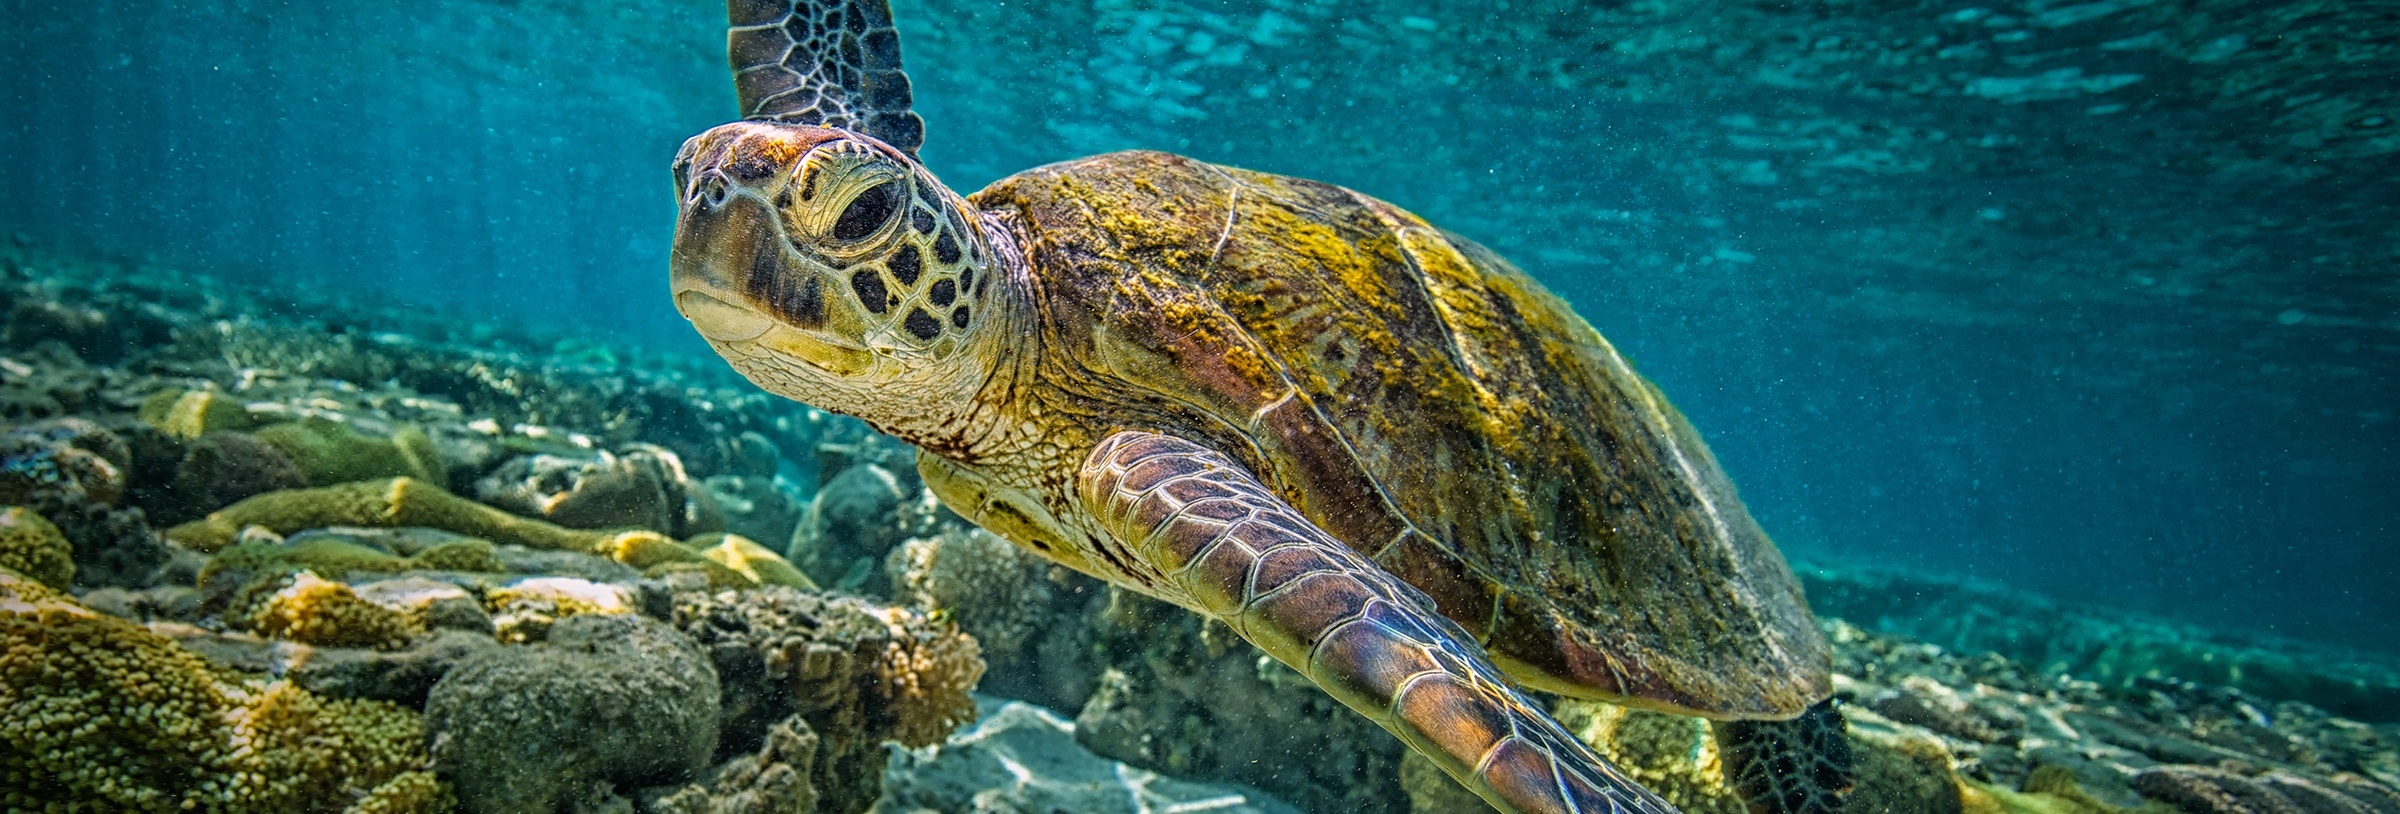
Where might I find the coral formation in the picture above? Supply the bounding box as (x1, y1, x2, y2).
(2131, 764, 2400, 814)
(0, 569, 432, 812)
(484, 575, 635, 642)
(1071, 589, 1404, 814)
(248, 570, 425, 649)
(1553, 700, 1746, 813)
(696, 531, 817, 590)
(169, 430, 308, 520)
(0, 504, 73, 589)
(138, 388, 257, 439)
(1803, 567, 2400, 722)
(475, 443, 722, 537)
(885, 525, 1099, 708)
(643, 713, 823, 814)
(425, 612, 720, 814)
(252, 417, 445, 487)
(347, 770, 457, 814)
(167, 477, 607, 553)
(789, 460, 926, 591)
(0, 417, 165, 587)
(672, 586, 985, 812)
(704, 473, 804, 552)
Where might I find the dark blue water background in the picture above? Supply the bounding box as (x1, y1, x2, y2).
(4, 0, 2393, 650)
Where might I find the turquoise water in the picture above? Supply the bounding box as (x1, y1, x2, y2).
(3, 0, 2393, 655)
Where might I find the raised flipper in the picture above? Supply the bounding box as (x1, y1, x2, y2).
(1077, 431, 1681, 814)
(724, 0, 925, 155)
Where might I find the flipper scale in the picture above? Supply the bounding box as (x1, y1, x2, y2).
(1077, 430, 1681, 814)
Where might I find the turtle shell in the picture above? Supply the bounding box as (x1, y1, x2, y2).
(971, 151, 1829, 720)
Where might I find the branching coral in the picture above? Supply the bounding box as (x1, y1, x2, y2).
(872, 606, 985, 749)
(0, 569, 430, 812)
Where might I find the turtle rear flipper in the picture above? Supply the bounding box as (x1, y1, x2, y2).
(1077, 431, 1680, 814)
(1716, 700, 1855, 814)
(725, 0, 924, 155)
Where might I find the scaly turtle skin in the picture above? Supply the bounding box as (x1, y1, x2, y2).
(670, 2, 1845, 812)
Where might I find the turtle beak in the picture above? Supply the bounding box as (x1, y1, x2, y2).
(669, 173, 776, 343)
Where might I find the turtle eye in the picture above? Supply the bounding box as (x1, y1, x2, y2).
(832, 181, 902, 242)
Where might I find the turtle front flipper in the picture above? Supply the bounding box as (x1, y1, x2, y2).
(724, 0, 924, 154)
(1077, 431, 1681, 814)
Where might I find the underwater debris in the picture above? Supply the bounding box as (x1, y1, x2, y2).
(425, 612, 721, 814)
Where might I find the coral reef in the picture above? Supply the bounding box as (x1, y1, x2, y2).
(1803, 567, 2400, 723)
(789, 460, 928, 591)
(0, 569, 434, 812)
(2130, 764, 2400, 814)
(347, 771, 457, 814)
(0, 417, 166, 587)
(248, 570, 425, 649)
(644, 713, 823, 814)
(252, 417, 445, 487)
(484, 575, 636, 642)
(696, 531, 817, 590)
(168, 477, 608, 554)
(672, 586, 985, 812)
(1071, 588, 1408, 814)
(167, 430, 310, 522)
(138, 387, 258, 439)
(0, 504, 73, 589)
(475, 443, 722, 537)
(885, 525, 1106, 712)
(425, 612, 721, 814)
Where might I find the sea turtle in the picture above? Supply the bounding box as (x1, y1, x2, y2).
(668, 2, 1850, 812)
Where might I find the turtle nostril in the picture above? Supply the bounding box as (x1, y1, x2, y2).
(694, 173, 731, 209)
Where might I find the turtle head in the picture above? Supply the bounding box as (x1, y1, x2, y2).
(670, 121, 1014, 430)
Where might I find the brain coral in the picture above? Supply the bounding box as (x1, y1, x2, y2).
(0, 568, 434, 812)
